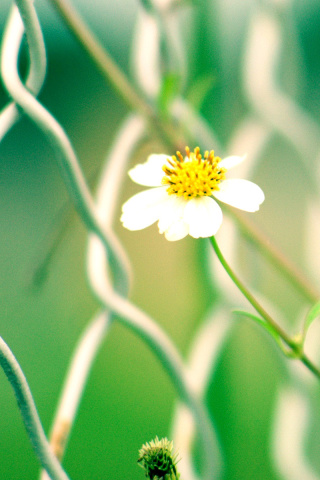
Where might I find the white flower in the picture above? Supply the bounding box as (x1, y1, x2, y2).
(121, 147, 264, 241)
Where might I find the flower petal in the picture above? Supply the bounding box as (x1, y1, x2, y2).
(158, 196, 188, 233)
(164, 220, 189, 241)
(213, 179, 265, 212)
(128, 154, 171, 186)
(121, 187, 168, 230)
(219, 154, 246, 170)
(157, 196, 189, 241)
(183, 196, 223, 238)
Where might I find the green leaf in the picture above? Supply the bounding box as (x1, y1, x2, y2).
(303, 299, 320, 337)
(157, 73, 181, 119)
(232, 309, 286, 352)
(186, 74, 216, 112)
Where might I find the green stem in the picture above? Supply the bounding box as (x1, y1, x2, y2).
(0, 337, 70, 480)
(47, 0, 320, 307)
(210, 236, 320, 380)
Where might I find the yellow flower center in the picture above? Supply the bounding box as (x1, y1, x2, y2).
(162, 147, 226, 199)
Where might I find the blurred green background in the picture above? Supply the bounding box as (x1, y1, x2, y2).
(1, 0, 320, 479)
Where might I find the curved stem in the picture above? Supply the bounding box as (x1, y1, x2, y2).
(48, 0, 319, 306)
(0, 337, 70, 480)
(210, 236, 320, 380)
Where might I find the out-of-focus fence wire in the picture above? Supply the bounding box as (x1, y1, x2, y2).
(0, 1, 220, 479)
(1, 0, 320, 479)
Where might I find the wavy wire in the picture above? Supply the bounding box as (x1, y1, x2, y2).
(0, 3, 46, 140)
(2, 1, 319, 479)
(227, 2, 320, 479)
(40, 114, 146, 480)
(1, 1, 220, 479)
(0, 3, 69, 480)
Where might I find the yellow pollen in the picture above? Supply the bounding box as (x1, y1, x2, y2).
(162, 147, 226, 199)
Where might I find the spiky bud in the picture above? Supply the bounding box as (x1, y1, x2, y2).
(138, 437, 180, 480)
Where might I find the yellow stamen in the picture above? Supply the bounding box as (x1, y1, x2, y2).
(162, 147, 226, 199)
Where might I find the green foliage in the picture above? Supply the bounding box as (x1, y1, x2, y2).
(186, 74, 216, 112)
(233, 310, 285, 351)
(158, 73, 181, 119)
(302, 300, 320, 339)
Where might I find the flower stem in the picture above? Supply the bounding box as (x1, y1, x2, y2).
(47, 0, 319, 307)
(209, 236, 320, 381)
